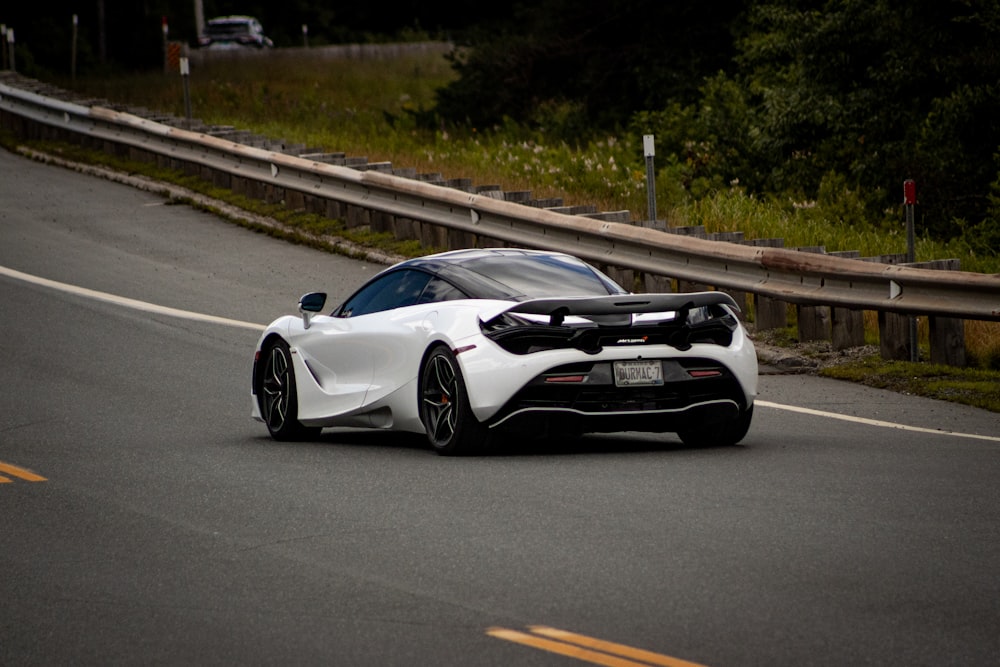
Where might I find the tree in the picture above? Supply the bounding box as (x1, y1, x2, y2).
(730, 0, 1000, 235)
(435, 0, 748, 134)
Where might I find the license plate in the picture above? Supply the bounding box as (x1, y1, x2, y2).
(613, 360, 663, 387)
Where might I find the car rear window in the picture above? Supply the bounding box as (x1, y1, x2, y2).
(459, 255, 624, 299)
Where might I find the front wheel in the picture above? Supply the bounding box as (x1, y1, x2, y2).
(419, 346, 490, 455)
(258, 339, 321, 441)
(678, 405, 753, 447)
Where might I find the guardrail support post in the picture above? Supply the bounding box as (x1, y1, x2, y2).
(642, 274, 674, 293)
(826, 251, 866, 349)
(754, 296, 788, 331)
(831, 308, 865, 349)
(929, 316, 966, 366)
(878, 311, 913, 361)
(919, 259, 967, 366)
(797, 305, 831, 341)
(792, 246, 830, 342)
(745, 238, 788, 331)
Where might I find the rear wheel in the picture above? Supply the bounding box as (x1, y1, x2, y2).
(258, 339, 321, 441)
(419, 346, 490, 455)
(678, 405, 753, 447)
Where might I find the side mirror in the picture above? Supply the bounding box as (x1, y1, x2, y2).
(298, 292, 327, 329)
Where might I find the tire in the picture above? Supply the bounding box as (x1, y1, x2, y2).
(258, 339, 321, 441)
(678, 405, 753, 447)
(419, 346, 490, 455)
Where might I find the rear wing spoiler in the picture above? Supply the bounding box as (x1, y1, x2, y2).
(502, 292, 739, 325)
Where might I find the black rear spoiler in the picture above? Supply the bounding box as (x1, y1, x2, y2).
(503, 292, 738, 326)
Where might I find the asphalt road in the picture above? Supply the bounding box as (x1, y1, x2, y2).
(2, 148, 999, 666)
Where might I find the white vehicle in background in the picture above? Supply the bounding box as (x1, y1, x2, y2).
(198, 16, 273, 50)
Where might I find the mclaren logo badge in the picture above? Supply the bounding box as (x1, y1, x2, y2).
(616, 336, 649, 344)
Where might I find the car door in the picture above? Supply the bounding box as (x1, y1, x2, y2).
(293, 270, 435, 415)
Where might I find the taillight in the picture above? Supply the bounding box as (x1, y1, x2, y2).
(544, 375, 586, 383)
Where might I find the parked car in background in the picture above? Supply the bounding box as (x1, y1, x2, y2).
(198, 16, 273, 49)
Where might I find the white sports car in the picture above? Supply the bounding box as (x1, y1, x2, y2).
(252, 248, 757, 454)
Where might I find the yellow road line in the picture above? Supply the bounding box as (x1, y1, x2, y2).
(0, 476, 12, 483)
(487, 626, 710, 667)
(488, 628, 650, 667)
(0, 461, 47, 482)
(530, 626, 710, 667)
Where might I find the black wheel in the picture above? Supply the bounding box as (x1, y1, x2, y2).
(678, 405, 753, 447)
(419, 346, 490, 455)
(258, 339, 321, 441)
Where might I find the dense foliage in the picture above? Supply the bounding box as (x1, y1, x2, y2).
(437, 0, 1000, 247)
(434, 1, 745, 136)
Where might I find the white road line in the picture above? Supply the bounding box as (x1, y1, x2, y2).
(0, 264, 265, 332)
(3, 263, 996, 442)
(757, 400, 1000, 443)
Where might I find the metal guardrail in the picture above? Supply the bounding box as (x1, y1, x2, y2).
(2, 79, 999, 322)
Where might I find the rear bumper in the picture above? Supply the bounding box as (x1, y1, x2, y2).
(485, 356, 749, 435)
(489, 398, 740, 435)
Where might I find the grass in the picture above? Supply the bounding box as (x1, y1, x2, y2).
(820, 357, 1000, 413)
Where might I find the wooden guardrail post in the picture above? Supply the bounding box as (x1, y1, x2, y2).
(873, 258, 966, 365)
(642, 273, 674, 293)
(827, 251, 866, 349)
(708, 232, 748, 318)
(929, 316, 966, 366)
(861, 255, 911, 360)
(670, 226, 710, 293)
(917, 259, 966, 366)
(791, 247, 830, 341)
(746, 238, 788, 331)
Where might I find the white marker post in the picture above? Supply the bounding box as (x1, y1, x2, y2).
(161, 17, 169, 74)
(180, 57, 192, 128)
(71, 15, 78, 82)
(643, 134, 656, 225)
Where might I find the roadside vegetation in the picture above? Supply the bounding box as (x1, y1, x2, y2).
(820, 359, 1000, 414)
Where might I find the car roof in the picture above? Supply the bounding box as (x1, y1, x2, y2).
(386, 248, 627, 300)
(207, 16, 257, 23)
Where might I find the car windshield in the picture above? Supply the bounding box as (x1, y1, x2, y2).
(206, 23, 252, 37)
(454, 254, 624, 299)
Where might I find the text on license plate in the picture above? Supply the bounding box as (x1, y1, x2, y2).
(613, 360, 663, 387)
